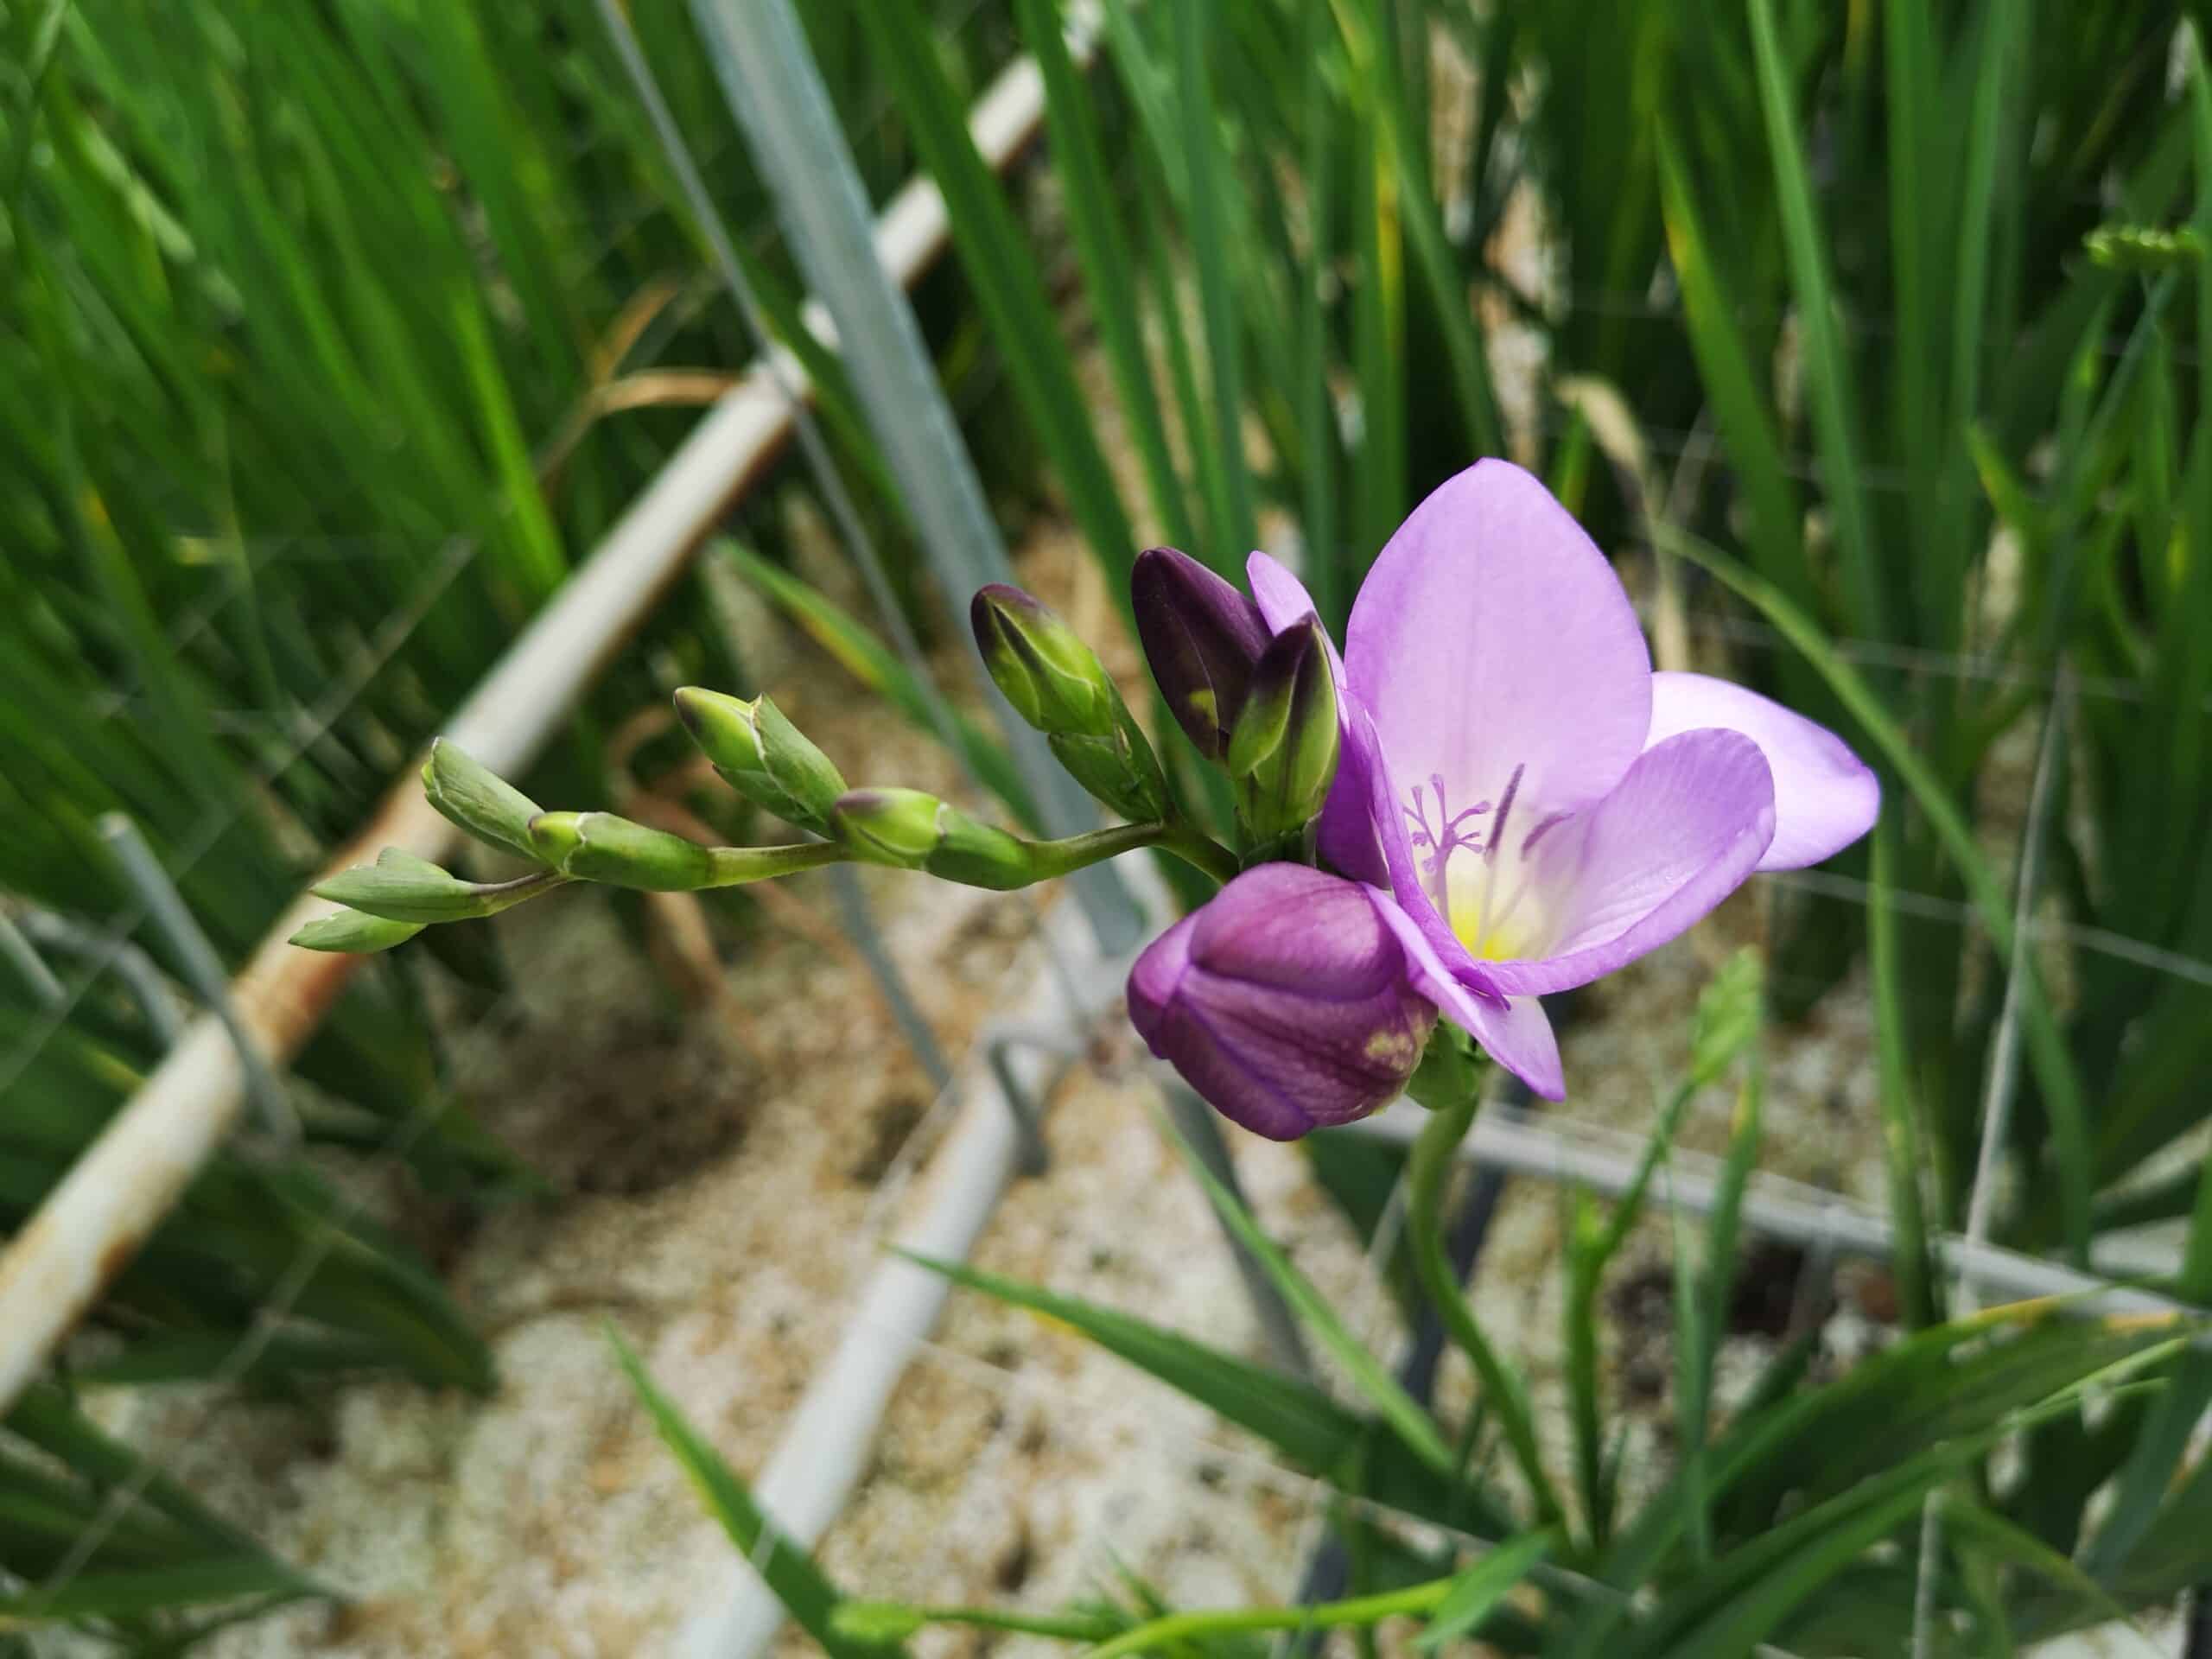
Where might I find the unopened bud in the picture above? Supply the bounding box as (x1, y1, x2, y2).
(423, 740, 543, 863)
(556, 812, 718, 891)
(969, 585, 1116, 739)
(312, 849, 514, 924)
(831, 787, 942, 868)
(831, 788, 1042, 891)
(289, 906, 426, 954)
(1227, 620, 1338, 843)
(1048, 714, 1169, 823)
(1132, 547, 1269, 760)
(674, 687, 846, 835)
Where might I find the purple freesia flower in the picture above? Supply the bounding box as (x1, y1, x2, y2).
(1128, 862, 1438, 1140)
(1130, 459, 1878, 1124)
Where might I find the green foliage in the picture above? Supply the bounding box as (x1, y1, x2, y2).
(702, 959, 2208, 1655)
(16, 0, 2212, 1644)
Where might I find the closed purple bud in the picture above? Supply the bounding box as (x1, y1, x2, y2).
(1127, 863, 1438, 1141)
(1132, 547, 1271, 760)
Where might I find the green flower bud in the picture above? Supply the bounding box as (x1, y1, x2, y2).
(673, 687, 847, 835)
(924, 805, 1038, 891)
(830, 787, 943, 868)
(559, 812, 718, 891)
(422, 740, 543, 863)
(1048, 707, 1170, 823)
(289, 907, 426, 954)
(831, 788, 1043, 890)
(1226, 619, 1339, 845)
(969, 585, 1116, 739)
(312, 848, 532, 924)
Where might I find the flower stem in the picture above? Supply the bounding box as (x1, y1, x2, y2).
(864, 1607, 1121, 1642)
(701, 840, 850, 886)
(697, 818, 1239, 894)
(1077, 1578, 1459, 1659)
(1408, 1085, 1574, 1543)
(1021, 820, 1239, 887)
(1157, 822, 1242, 886)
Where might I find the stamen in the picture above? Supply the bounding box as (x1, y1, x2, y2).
(1403, 769, 1513, 929)
(1484, 764, 1525, 865)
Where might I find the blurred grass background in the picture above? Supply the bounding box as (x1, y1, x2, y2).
(4, 0, 2211, 1649)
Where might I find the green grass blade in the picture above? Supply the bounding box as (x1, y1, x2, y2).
(1351, 110, 1407, 566)
(1345, 0, 1502, 460)
(1653, 124, 1810, 613)
(1869, 823, 1936, 1324)
(0, 1559, 317, 1624)
(1408, 1092, 1570, 1535)
(1661, 527, 2092, 1258)
(607, 1326, 896, 1659)
(1298, 0, 1343, 627)
(1415, 1530, 1554, 1649)
(1745, 0, 1884, 639)
(1012, 0, 1192, 552)
(1162, 1109, 1458, 1478)
(1677, 1059, 1763, 1562)
(849, 0, 1139, 600)
(1170, 1, 1258, 558)
(900, 1252, 1367, 1474)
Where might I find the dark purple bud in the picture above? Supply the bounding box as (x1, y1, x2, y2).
(1127, 863, 1437, 1141)
(1131, 547, 1271, 760)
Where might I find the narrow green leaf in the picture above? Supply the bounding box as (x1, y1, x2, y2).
(1171, 1, 1257, 558)
(1415, 1530, 1554, 1649)
(1745, 0, 1884, 639)
(1868, 824, 1936, 1325)
(607, 1326, 896, 1659)
(0, 1558, 315, 1624)
(851, 1, 1139, 600)
(899, 1252, 1363, 1474)
(1661, 527, 2092, 1258)
(1012, 0, 1191, 552)
(1162, 1109, 1458, 1477)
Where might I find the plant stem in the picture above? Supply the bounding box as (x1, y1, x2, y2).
(1017, 818, 1239, 887)
(1078, 1577, 1458, 1659)
(702, 840, 851, 886)
(1157, 822, 1242, 886)
(1408, 1088, 1573, 1541)
(883, 1607, 1122, 1642)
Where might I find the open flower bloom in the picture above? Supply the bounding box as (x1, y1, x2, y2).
(1134, 459, 1878, 1122)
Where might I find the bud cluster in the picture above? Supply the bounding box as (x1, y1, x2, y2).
(295, 543, 1347, 963)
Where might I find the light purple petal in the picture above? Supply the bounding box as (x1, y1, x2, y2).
(1371, 892, 1564, 1100)
(1645, 671, 1879, 870)
(1345, 460, 1652, 827)
(1357, 705, 1485, 978)
(1126, 909, 1198, 1039)
(1247, 550, 1323, 638)
(1481, 729, 1777, 997)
